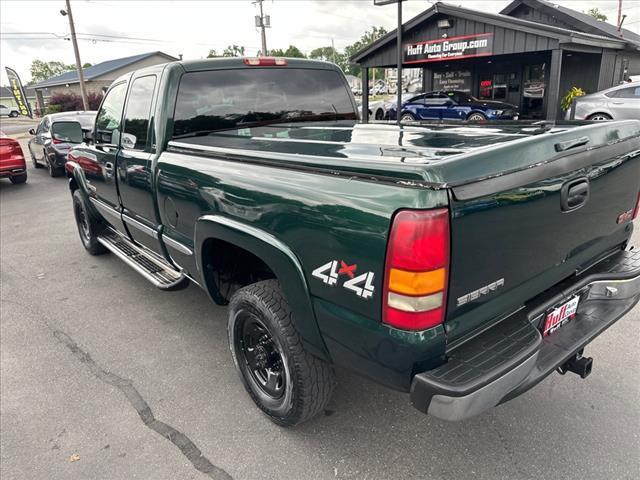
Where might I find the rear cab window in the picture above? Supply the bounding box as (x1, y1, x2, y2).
(171, 68, 356, 142)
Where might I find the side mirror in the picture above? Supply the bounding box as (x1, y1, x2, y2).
(28, 128, 36, 135)
(121, 133, 137, 149)
(51, 121, 83, 144)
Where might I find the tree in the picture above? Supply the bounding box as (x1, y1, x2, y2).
(343, 26, 388, 77)
(222, 45, 245, 57)
(82, 62, 92, 68)
(206, 49, 218, 58)
(30, 59, 76, 83)
(586, 7, 607, 22)
(309, 46, 346, 70)
(269, 45, 306, 58)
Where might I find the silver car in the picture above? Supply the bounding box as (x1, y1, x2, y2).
(567, 81, 640, 121)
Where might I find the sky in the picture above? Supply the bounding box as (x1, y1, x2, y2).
(1, 0, 639, 85)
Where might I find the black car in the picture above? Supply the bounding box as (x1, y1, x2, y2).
(28, 111, 97, 177)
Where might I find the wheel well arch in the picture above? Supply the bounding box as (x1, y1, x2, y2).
(195, 215, 330, 361)
(586, 111, 612, 120)
(201, 238, 276, 305)
(467, 110, 487, 120)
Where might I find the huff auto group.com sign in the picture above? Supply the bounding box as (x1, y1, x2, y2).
(404, 33, 493, 64)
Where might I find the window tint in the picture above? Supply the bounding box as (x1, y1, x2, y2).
(172, 68, 356, 137)
(610, 86, 640, 98)
(123, 75, 156, 150)
(36, 119, 46, 134)
(95, 82, 127, 144)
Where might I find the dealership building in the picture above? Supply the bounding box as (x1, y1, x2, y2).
(352, 0, 640, 120)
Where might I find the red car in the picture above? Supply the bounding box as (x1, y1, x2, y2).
(0, 132, 27, 184)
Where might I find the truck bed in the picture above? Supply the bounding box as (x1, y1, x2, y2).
(168, 119, 640, 190)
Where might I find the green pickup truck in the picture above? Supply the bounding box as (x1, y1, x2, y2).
(65, 57, 640, 426)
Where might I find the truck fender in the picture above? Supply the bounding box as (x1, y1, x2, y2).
(195, 214, 331, 362)
(65, 160, 101, 217)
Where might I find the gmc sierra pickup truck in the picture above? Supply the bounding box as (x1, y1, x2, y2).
(65, 57, 640, 426)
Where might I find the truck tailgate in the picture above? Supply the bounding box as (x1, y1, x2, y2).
(445, 123, 640, 343)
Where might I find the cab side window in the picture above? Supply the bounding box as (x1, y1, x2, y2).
(122, 75, 156, 151)
(95, 82, 127, 144)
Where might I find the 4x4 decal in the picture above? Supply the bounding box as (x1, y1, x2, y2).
(312, 260, 375, 299)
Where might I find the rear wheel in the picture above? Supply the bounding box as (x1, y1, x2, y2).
(228, 280, 335, 426)
(9, 173, 27, 184)
(467, 112, 487, 122)
(375, 109, 385, 120)
(72, 189, 108, 255)
(587, 113, 612, 121)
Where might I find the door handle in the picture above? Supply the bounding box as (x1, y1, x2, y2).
(611, 101, 624, 105)
(561, 178, 589, 212)
(104, 162, 114, 175)
(554, 136, 589, 152)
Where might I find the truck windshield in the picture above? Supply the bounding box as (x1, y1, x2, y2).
(172, 68, 356, 138)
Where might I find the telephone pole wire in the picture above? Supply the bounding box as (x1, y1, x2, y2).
(61, 0, 89, 110)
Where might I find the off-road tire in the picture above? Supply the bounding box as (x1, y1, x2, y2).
(72, 189, 108, 255)
(9, 173, 27, 184)
(228, 280, 335, 426)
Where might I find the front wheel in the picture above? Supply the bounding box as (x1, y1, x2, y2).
(401, 112, 416, 122)
(72, 189, 108, 255)
(467, 112, 487, 122)
(47, 157, 63, 177)
(9, 111, 18, 118)
(228, 280, 335, 426)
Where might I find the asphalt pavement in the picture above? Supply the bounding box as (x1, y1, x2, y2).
(1, 139, 639, 480)
(0, 116, 38, 137)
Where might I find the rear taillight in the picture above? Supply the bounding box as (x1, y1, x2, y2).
(52, 138, 63, 144)
(383, 209, 450, 331)
(633, 191, 640, 220)
(243, 57, 287, 66)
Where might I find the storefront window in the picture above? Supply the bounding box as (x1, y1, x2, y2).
(523, 63, 546, 118)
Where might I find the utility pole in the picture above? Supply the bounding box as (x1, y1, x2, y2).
(255, 0, 269, 56)
(618, 0, 623, 29)
(61, 0, 88, 110)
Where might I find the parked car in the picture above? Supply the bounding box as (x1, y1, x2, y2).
(0, 132, 27, 184)
(0, 104, 20, 117)
(66, 57, 640, 427)
(28, 111, 96, 177)
(389, 90, 519, 121)
(370, 92, 425, 120)
(566, 81, 640, 121)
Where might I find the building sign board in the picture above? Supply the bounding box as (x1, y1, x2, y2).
(433, 70, 472, 92)
(404, 33, 493, 64)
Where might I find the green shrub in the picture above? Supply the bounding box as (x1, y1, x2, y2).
(561, 87, 586, 112)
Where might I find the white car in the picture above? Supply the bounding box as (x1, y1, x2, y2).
(566, 81, 640, 121)
(0, 105, 20, 117)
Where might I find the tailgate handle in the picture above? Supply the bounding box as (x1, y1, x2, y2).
(561, 178, 590, 212)
(554, 136, 589, 152)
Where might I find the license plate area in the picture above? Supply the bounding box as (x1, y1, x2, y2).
(542, 296, 580, 337)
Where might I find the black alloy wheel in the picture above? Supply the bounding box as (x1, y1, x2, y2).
(228, 280, 335, 426)
(238, 315, 286, 399)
